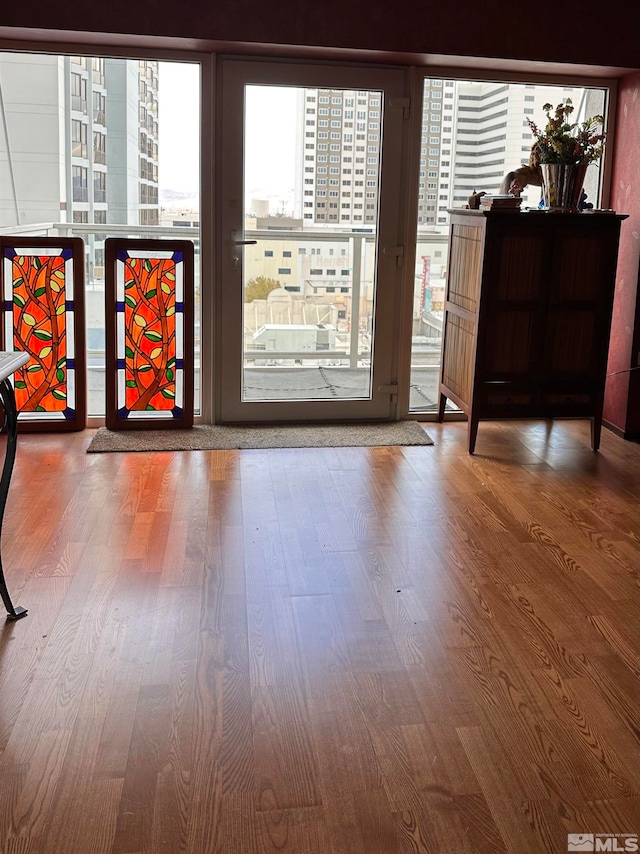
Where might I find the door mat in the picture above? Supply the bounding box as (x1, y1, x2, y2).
(87, 421, 434, 452)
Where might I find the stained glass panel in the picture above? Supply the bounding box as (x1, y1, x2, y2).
(0, 237, 86, 431)
(105, 239, 194, 430)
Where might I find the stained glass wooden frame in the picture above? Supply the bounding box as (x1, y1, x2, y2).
(105, 238, 194, 431)
(0, 237, 86, 432)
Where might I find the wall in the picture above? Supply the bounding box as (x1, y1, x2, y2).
(1, 1, 639, 71)
(604, 71, 640, 439)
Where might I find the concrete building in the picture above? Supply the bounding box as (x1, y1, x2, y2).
(301, 88, 382, 227)
(0, 52, 159, 243)
(450, 81, 599, 211)
(417, 78, 457, 227)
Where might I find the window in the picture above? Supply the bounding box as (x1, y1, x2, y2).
(93, 170, 106, 203)
(71, 120, 87, 158)
(93, 92, 105, 125)
(93, 132, 106, 164)
(72, 165, 88, 201)
(70, 73, 87, 112)
(264, 250, 273, 257)
(277, 268, 291, 275)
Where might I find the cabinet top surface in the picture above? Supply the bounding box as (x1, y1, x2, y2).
(448, 208, 628, 221)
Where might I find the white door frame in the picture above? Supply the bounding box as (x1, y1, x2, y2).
(215, 58, 410, 423)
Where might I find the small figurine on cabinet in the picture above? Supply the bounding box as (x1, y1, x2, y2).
(467, 189, 486, 209)
(498, 143, 543, 195)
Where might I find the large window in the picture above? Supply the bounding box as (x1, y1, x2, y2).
(0, 53, 201, 418)
(408, 77, 609, 413)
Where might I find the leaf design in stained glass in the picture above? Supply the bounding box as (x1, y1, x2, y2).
(122, 256, 177, 412)
(10, 254, 67, 412)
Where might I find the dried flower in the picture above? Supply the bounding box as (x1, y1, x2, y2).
(527, 99, 606, 165)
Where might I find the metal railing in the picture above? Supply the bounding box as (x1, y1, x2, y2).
(0, 221, 448, 412)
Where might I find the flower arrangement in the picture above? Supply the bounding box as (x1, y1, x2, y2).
(527, 99, 606, 165)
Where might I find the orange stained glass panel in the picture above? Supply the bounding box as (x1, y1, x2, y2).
(105, 237, 193, 431)
(10, 253, 67, 412)
(0, 237, 85, 432)
(122, 256, 177, 412)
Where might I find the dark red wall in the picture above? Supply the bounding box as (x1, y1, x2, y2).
(604, 72, 640, 438)
(2, 0, 639, 70)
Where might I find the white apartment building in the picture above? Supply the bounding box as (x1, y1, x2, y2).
(0, 53, 159, 240)
(417, 78, 457, 228)
(280, 80, 597, 239)
(301, 88, 382, 227)
(450, 81, 591, 211)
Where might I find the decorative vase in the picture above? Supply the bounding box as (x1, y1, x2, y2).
(539, 163, 588, 212)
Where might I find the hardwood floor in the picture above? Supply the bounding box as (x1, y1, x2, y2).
(0, 419, 638, 853)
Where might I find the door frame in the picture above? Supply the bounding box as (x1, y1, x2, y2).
(214, 57, 412, 423)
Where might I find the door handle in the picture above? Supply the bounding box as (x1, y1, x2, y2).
(230, 230, 258, 268)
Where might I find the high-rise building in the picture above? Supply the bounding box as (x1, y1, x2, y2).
(301, 88, 382, 227)
(0, 53, 159, 239)
(450, 81, 592, 210)
(417, 78, 457, 227)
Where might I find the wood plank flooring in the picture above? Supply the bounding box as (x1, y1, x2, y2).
(0, 419, 638, 853)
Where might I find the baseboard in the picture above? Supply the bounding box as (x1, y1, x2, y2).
(603, 419, 640, 442)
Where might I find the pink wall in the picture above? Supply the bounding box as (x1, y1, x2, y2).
(604, 72, 640, 438)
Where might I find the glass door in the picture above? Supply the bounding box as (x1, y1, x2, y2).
(217, 59, 408, 422)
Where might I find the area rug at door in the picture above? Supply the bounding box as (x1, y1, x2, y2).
(86, 421, 434, 452)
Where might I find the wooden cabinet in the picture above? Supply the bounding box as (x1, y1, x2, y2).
(437, 209, 626, 453)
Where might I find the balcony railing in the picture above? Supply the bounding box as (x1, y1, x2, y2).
(0, 221, 447, 414)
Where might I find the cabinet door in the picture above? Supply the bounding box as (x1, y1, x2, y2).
(544, 221, 620, 381)
(479, 224, 549, 381)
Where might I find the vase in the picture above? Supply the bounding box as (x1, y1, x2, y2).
(539, 163, 588, 212)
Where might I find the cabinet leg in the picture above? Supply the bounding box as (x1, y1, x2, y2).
(590, 416, 602, 452)
(468, 415, 479, 454)
(437, 393, 447, 422)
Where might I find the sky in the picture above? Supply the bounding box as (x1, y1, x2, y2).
(158, 64, 298, 212)
(244, 85, 298, 212)
(158, 62, 200, 197)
